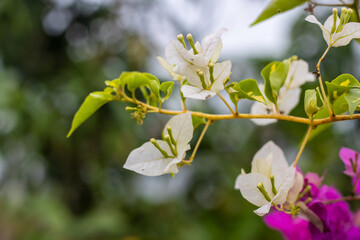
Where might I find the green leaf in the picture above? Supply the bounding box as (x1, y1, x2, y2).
(261, 61, 289, 104)
(228, 79, 266, 105)
(261, 62, 276, 103)
(126, 72, 151, 92)
(139, 86, 150, 101)
(119, 71, 133, 88)
(160, 82, 174, 101)
(251, 0, 307, 26)
(344, 88, 360, 117)
(309, 95, 348, 141)
(67, 91, 115, 138)
(125, 72, 161, 100)
(191, 116, 206, 130)
(269, 62, 288, 94)
(326, 74, 360, 104)
(304, 89, 322, 118)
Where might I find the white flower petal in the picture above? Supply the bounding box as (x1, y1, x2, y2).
(201, 28, 227, 63)
(286, 171, 304, 204)
(174, 63, 203, 88)
(251, 141, 290, 186)
(163, 146, 190, 173)
(194, 41, 202, 53)
(332, 22, 360, 47)
(210, 60, 232, 92)
(163, 113, 193, 151)
(324, 15, 339, 31)
(157, 56, 183, 81)
(250, 101, 277, 126)
(284, 60, 315, 89)
(272, 166, 296, 205)
(235, 172, 273, 207)
(124, 141, 174, 176)
(181, 85, 216, 100)
(165, 41, 193, 65)
(305, 15, 331, 45)
(254, 202, 272, 216)
(251, 151, 273, 178)
(278, 87, 301, 114)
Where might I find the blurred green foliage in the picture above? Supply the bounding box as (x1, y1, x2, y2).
(0, 0, 359, 239)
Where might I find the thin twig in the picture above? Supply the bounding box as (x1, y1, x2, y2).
(325, 195, 360, 204)
(310, 0, 352, 7)
(293, 126, 313, 166)
(338, 0, 348, 5)
(179, 79, 187, 111)
(119, 91, 360, 125)
(217, 93, 235, 115)
(316, 45, 333, 117)
(182, 119, 212, 164)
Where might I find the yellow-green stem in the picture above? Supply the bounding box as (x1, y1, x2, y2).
(217, 93, 235, 115)
(119, 90, 360, 126)
(293, 126, 313, 166)
(179, 79, 187, 111)
(316, 46, 333, 117)
(182, 119, 212, 164)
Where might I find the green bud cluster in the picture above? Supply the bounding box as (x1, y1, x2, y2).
(290, 205, 301, 217)
(150, 126, 178, 158)
(126, 105, 147, 125)
(332, 8, 353, 34)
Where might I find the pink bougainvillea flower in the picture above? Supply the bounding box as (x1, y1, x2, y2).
(308, 185, 353, 239)
(339, 147, 360, 194)
(265, 171, 360, 240)
(339, 147, 360, 178)
(264, 211, 311, 240)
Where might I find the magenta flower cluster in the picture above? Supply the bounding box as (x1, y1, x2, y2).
(264, 147, 360, 240)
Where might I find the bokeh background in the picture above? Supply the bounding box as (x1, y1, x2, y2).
(1, 0, 359, 239)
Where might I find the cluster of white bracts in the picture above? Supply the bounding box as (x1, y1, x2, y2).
(123, 10, 360, 217)
(158, 28, 231, 100)
(251, 60, 315, 126)
(235, 141, 304, 216)
(123, 113, 193, 176)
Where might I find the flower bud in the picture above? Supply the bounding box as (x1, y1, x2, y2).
(125, 107, 138, 111)
(196, 69, 208, 89)
(270, 174, 278, 195)
(257, 182, 272, 202)
(331, 8, 338, 34)
(304, 89, 322, 118)
(150, 138, 170, 158)
(344, 9, 353, 25)
(208, 63, 215, 84)
(186, 34, 198, 55)
(336, 8, 348, 33)
(164, 135, 178, 156)
(166, 126, 176, 146)
(177, 34, 187, 49)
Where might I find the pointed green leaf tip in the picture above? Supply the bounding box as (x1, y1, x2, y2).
(191, 116, 207, 130)
(261, 60, 289, 104)
(67, 91, 115, 138)
(160, 81, 174, 101)
(251, 0, 307, 26)
(344, 89, 360, 117)
(228, 79, 266, 106)
(326, 74, 360, 105)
